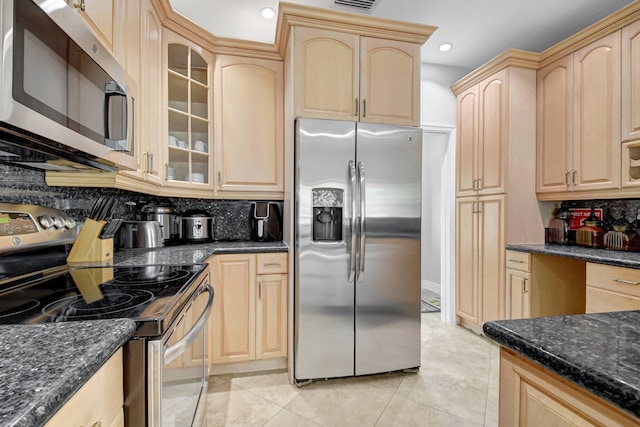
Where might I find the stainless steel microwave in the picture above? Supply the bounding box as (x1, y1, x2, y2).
(0, 0, 137, 172)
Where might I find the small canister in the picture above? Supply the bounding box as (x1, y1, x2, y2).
(576, 208, 605, 249)
(604, 212, 640, 251)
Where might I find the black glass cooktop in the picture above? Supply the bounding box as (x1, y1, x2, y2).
(0, 263, 207, 336)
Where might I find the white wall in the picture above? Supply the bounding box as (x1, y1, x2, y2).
(420, 62, 471, 322)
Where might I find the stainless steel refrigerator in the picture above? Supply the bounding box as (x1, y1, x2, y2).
(294, 118, 422, 382)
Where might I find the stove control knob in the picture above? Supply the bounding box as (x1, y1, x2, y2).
(52, 215, 66, 229)
(39, 214, 54, 229)
(64, 218, 76, 229)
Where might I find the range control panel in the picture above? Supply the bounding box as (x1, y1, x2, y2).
(0, 203, 77, 253)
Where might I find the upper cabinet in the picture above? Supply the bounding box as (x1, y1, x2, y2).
(456, 69, 508, 197)
(163, 30, 214, 190)
(537, 32, 621, 197)
(214, 56, 284, 197)
(67, 0, 115, 52)
(293, 27, 421, 126)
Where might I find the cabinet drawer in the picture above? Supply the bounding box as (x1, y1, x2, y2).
(506, 251, 530, 272)
(45, 349, 123, 427)
(256, 253, 288, 274)
(586, 286, 640, 313)
(586, 263, 640, 296)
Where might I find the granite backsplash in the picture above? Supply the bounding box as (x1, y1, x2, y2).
(562, 199, 640, 224)
(0, 164, 282, 241)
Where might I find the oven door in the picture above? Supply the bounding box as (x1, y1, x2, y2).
(148, 282, 214, 427)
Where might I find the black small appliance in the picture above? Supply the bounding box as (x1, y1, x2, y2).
(251, 202, 282, 241)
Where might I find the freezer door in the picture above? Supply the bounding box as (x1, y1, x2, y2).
(355, 123, 422, 375)
(294, 118, 356, 380)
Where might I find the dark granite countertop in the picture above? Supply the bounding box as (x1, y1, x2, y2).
(113, 240, 288, 266)
(483, 311, 640, 418)
(507, 243, 640, 269)
(0, 320, 136, 427)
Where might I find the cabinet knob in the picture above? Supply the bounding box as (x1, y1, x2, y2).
(73, 0, 86, 11)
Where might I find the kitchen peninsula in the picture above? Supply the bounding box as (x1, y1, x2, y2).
(484, 311, 640, 426)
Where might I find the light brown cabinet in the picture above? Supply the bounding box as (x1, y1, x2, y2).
(454, 62, 541, 333)
(456, 69, 507, 197)
(586, 263, 640, 313)
(210, 253, 288, 365)
(67, 0, 115, 52)
(499, 348, 640, 427)
(537, 32, 621, 195)
(622, 21, 640, 186)
(293, 27, 420, 126)
(505, 251, 585, 320)
(45, 349, 123, 427)
(213, 56, 284, 196)
(163, 30, 214, 189)
(456, 195, 506, 328)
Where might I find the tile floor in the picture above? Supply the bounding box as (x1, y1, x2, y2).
(205, 313, 499, 427)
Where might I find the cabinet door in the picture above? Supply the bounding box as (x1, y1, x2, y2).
(211, 254, 256, 364)
(256, 274, 288, 360)
(113, 0, 140, 84)
(478, 195, 505, 323)
(294, 27, 359, 120)
(537, 56, 573, 193)
(573, 32, 621, 191)
(214, 56, 284, 194)
(623, 21, 640, 142)
(163, 30, 213, 188)
(455, 197, 478, 323)
(138, 0, 162, 184)
(478, 70, 507, 195)
(506, 268, 530, 320)
(456, 86, 479, 197)
(359, 37, 420, 126)
(68, 0, 114, 52)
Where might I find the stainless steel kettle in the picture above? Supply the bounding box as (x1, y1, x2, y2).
(117, 221, 164, 249)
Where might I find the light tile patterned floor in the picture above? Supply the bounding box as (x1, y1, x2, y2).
(206, 313, 499, 427)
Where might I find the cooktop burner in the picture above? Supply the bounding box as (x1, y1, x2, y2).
(113, 267, 192, 286)
(42, 288, 155, 320)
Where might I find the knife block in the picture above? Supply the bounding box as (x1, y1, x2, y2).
(67, 219, 114, 264)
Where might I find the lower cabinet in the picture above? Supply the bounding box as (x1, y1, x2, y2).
(45, 349, 124, 427)
(209, 253, 288, 365)
(505, 251, 586, 320)
(499, 348, 640, 427)
(586, 263, 640, 313)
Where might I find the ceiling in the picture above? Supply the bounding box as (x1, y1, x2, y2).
(169, 0, 636, 70)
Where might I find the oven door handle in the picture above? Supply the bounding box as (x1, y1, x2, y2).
(164, 284, 214, 365)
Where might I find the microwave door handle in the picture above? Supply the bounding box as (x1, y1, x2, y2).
(357, 161, 366, 283)
(348, 161, 357, 284)
(163, 284, 214, 365)
(104, 82, 129, 151)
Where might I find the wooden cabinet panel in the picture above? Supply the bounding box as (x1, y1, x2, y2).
(210, 253, 288, 366)
(214, 56, 284, 194)
(478, 70, 507, 195)
(500, 348, 640, 427)
(211, 254, 256, 364)
(293, 27, 420, 125)
(622, 20, 640, 142)
(294, 27, 359, 120)
(506, 269, 530, 320)
(68, 0, 115, 52)
(256, 274, 288, 359)
(359, 37, 419, 126)
(586, 263, 640, 313)
(536, 56, 573, 193)
(506, 251, 530, 272)
(478, 195, 505, 322)
(573, 32, 621, 191)
(455, 197, 478, 323)
(45, 349, 123, 427)
(456, 87, 479, 197)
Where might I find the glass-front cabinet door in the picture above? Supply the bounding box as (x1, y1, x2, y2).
(163, 30, 213, 188)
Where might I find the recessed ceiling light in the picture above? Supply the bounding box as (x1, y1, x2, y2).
(438, 42, 453, 52)
(261, 7, 276, 19)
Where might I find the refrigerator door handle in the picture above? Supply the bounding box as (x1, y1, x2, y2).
(348, 160, 358, 283)
(357, 161, 366, 283)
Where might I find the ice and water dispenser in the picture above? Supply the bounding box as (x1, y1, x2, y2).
(312, 188, 343, 242)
